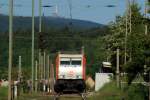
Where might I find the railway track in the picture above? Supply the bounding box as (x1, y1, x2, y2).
(53, 93, 87, 100)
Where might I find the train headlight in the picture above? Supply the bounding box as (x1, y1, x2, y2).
(59, 75, 65, 79)
(76, 75, 82, 79)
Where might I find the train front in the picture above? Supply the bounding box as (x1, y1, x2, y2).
(54, 53, 86, 93)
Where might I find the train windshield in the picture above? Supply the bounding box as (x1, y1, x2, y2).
(60, 61, 70, 65)
(72, 61, 81, 65)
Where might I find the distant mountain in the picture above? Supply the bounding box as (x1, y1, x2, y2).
(0, 14, 105, 33)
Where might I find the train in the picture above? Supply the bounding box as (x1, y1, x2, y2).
(54, 51, 86, 93)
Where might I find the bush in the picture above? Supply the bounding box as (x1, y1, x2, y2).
(126, 84, 148, 100)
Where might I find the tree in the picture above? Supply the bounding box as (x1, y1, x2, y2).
(38, 32, 48, 51)
(147, 0, 150, 13)
(106, 2, 150, 84)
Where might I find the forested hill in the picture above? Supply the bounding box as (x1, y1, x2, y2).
(0, 14, 104, 33)
(0, 14, 109, 79)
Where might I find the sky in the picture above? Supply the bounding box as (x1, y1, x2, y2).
(0, 0, 145, 24)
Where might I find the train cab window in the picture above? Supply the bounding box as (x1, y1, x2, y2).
(60, 61, 70, 65)
(72, 61, 81, 65)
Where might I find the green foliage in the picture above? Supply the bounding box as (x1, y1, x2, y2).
(125, 60, 144, 84)
(106, 2, 150, 83)
(0, 23, 108, 79)
(88, 81, 148, 100)
(126, 84, 148, 100)
(147, 0, 150, 13)
(124, 3, 150, 83)
(85, 37, 108, 78)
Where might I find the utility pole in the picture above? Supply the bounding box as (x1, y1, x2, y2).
(8, 0, 13, 100)
(128, 0, 132, 61)
(129, 0, 132, 34)
(39, 0, 42, 92)
(44, 51, 46, 80)
(39, 0, 42, 32)
(47, 55, 50, 92)
(41, 52, 46, 92)
(116, 48, 120, 88)
(125, 0, 129, 64)
(67, 0, 73, 33)
(18, 56, 22, 81)
(149, 71, 150, 100)
(68, 0, 72, 20)
(43, 51, 46, 92)
(35, 61, 38, 92)
(39, 52, 42, 80)
(145, 0, 148, 35)
(82, 46, 85, 55)
(125, 0, 133, 63)
(50, 64, 54, 93)
(144, 0, 150, 99)
(41, 54, 43, 79)
(31, 0, 35, 92)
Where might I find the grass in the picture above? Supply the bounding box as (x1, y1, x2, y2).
(88, 81, 124, 100)
(18, 92, 84, 100)
(0, 81, 147, 100)
(0, 82, 123, 100)
(0, 86, 81, 100)
(0, 86, 8, 100)
(88, 81, 148, 100)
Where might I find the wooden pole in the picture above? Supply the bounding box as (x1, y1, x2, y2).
(82, 46, 84, 55)
(149, 71, 150, 100)
(38, 51, 41, 80)
(39, 0, 42, 32)
(18, 56, 22, 81)
(44, 51, 46, 80)
(116, 48, 120, 88)
(129, 0, 132, 34)
(145, 0, 148, 35)
(128, 0, 132, 61)
(41, 54, 43, 80)
(125, 0, 129, 64)
(144, 0, 150, 99)
(35, 61, 38, 92)
(50, 64, 54, 93)
(31, 0, 35, 92)
(8, 0, 13, 100)
(43, 51, 46, 92)
(47, 55, 50, 92)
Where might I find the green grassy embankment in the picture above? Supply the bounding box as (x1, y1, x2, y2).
(0, 81, 148, 100)
(88, 81, 123, 100)
(88, 81, 148, 100)
(0, 86, 8, 100)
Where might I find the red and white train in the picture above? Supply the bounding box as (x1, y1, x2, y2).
(54, 52, 86, 93)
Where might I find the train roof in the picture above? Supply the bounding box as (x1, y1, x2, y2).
(59, 54, 83, 58)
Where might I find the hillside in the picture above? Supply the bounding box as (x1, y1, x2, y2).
(0, 14, 104, 33)
(0, 14, 109, 79)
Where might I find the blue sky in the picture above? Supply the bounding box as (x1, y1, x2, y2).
(0, 0, 145, 24)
